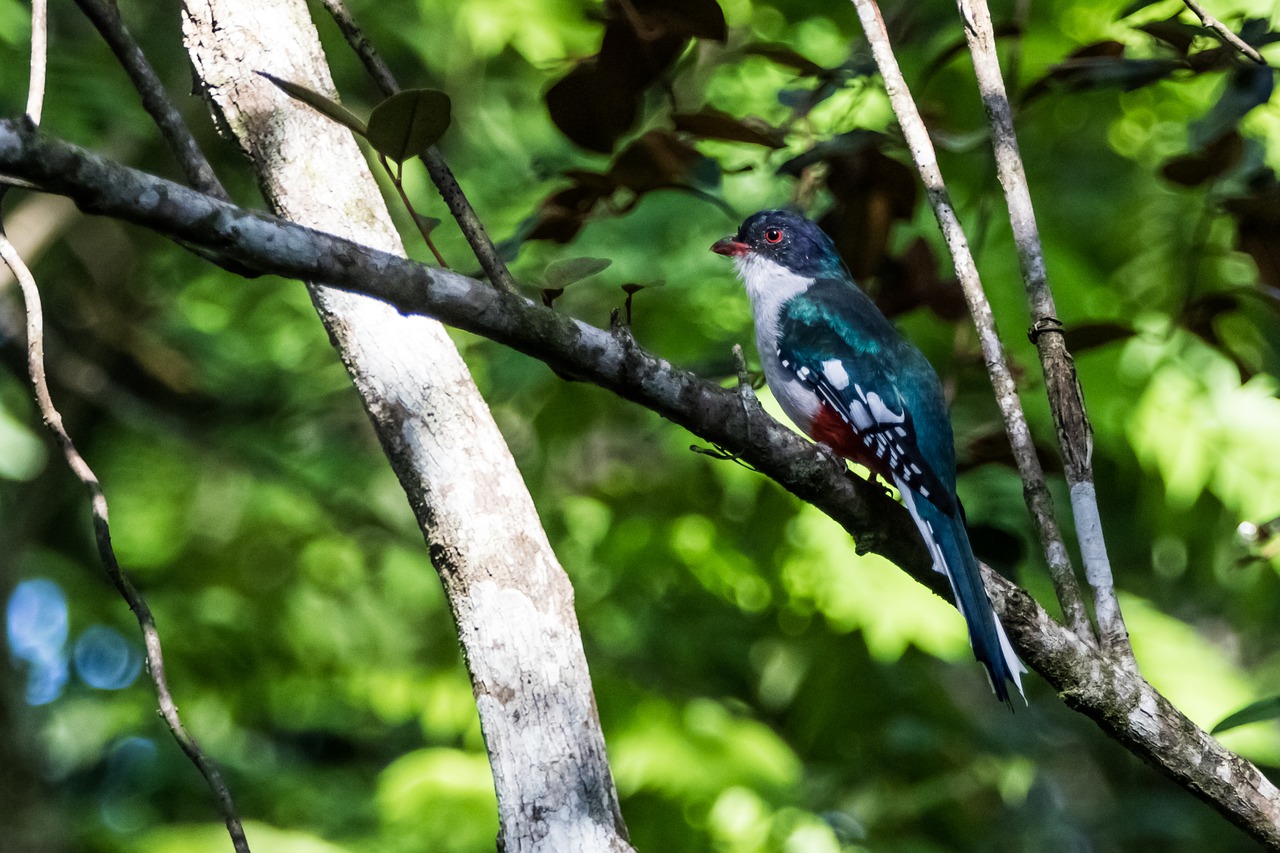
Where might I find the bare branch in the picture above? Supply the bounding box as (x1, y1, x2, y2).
(0, 227, 249, 853)
(316, 0, 519, 293)
(25, 0, 46, 125)
(73, 0, 229, 199)
(5, 123, 1280, 844)
(956, 0, 1133, 664)
(1181, 0, 1269, 66)
(847, 0, 1094, 641)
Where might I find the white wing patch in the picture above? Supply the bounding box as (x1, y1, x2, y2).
(865, 390, 905, 424)
(821, 359, 850, 390)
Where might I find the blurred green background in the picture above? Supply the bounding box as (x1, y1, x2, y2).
(2, 0, 1280, 850)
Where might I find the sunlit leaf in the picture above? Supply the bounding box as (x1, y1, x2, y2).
(366, 88, 452, 163)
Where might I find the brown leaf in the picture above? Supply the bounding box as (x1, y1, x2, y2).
(672, 108, 785, 148)
(1160, 131, 1244, 187)
(1062, 322, 1137, 352)
(545, 60, 640, 153)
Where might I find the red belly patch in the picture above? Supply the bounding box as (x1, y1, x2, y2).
(810, 403, 892, 480)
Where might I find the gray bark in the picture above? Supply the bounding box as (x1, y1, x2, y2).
(177, 2, 631, 849)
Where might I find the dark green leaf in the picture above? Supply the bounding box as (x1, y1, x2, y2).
(256, 71, 367, 136)
(545, 257, 611, 289)
(620, 279, 665, 295)
(366, 89, 452, 164)
(1212, 696, 1280, 733)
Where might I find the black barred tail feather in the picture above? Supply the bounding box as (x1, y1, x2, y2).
(896, 481, 1026, 705)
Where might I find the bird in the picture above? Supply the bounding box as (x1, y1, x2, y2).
(712, 208, 1025, 704)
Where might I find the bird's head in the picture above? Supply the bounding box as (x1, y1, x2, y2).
(711, 209, 845, 278)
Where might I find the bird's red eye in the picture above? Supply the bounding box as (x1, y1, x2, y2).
(764, 227, 784, 244)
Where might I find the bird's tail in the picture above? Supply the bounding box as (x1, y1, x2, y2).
(897, 482, 1026, 704)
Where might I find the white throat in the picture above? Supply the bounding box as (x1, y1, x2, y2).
(734, 253, 811, 345)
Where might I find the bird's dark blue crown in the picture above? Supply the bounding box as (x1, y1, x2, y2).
(734, 209, 847, 278)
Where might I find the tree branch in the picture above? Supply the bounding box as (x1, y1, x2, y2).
(72, 0, 229, 199)
(1181, 0, 1269, 66)
(956, 0, 1133, 664)
(2, 121, 1277, 845)
(177, 1, 630, 847)
(847, 0, 1094, 641)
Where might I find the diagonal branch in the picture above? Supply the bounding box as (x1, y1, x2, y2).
(1181, 0, 1269, 66)
(3, 121, 1279, 846)
(846, 0, 1094, 641)
(72, 0, 229, 200)
(956, 0, 1133, 664)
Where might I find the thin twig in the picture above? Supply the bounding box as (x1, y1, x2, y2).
(0, 230, 250, 852)
(25, 0, 46, 125)
(847, 0, 1095, 642)
(316, 0, 519, 293)
(958, 0, 1133, 665)
(1181, 0, 1268, 66)
(73, 0, 229, 199)
(378, 153, 447, 265)
(19, 3, 247, 846)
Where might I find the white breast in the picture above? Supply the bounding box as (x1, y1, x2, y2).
(736, 254, 821, 430)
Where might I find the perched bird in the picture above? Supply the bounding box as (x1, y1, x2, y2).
(713, 209, 1025, 703)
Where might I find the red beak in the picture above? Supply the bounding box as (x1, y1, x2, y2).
(711, 237, 749, 257)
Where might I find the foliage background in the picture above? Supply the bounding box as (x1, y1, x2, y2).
(2, 0, 1280, 850)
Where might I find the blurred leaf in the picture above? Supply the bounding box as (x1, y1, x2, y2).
(742, 42, 824, 76)
(545, 256, 612, 288)
(366, 89, 452, 163)
(1063, 321, 1139, 352)
(672, 108, 785, 148)
(545, 60, 640, 153)
(1226, 183, 1280, 289)
(257, 71, 367, 136)
(1190, 64, 1275, 148)
(1161, 131, 1244, 186)
(626, 0, 727, 42)
(1137, 16, 1205, 55)
(1213, 696, 1280, 734)
(1117, 0, 1166, 18)
(1023, 41, 1184, 102)
(609, 130, 722, 194)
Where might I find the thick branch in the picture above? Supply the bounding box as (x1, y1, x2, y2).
(956, 0, 1132, 663)
(847, 0, 1094, 643)
(2, 122, 1277, 845)
(177, 1, 630, 848)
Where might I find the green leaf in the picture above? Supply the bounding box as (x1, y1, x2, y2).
(256, 71, 367, 137)
(366, 89, 452, 164)
(544, 257, 611, 289)
(1212, 696, 1280, 734)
